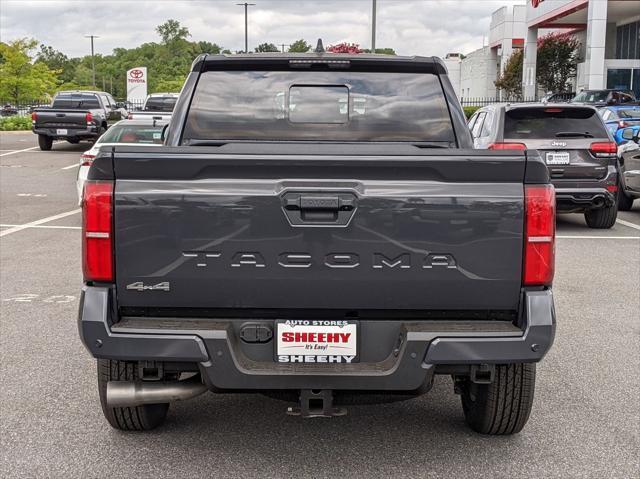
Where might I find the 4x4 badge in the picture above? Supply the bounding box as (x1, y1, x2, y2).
(126, 281, 170, 292)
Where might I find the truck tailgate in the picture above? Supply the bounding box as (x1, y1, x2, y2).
(35, 109, 89, 129)
(112, 147, 526, 312)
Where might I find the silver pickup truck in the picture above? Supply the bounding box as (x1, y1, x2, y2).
(78, 52, 556, 435)
(127, 93, 178, 122)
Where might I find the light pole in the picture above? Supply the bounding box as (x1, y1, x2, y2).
(236, 3, 256, 53)
(279, 43, 289, 53)
(85, 35, 99, 87)
(371, 0, 377, 52)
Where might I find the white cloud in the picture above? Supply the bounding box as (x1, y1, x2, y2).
(0, 0, 525, 57)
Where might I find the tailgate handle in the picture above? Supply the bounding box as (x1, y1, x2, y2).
(282, 192, 357, 226)
(286, 195, 355, 212)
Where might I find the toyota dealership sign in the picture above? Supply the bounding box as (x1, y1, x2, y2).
(126, 67, 147, 104)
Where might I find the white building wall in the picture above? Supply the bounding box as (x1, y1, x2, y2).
(489, 5, 526, 99)
(460, 47, 498, 99)
(444, 57, 462, 97)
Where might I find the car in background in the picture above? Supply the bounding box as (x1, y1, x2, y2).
(468, 103, 619, 228)
(571, 89, 637, 107)
(599, 105, 640, 144)
(32, 91, 128, 150)
(541, 92, 575, 103)
(617, 128, 640, 211)
(76, 120, 166, 204)
(1, 104, 19, 117)
(127, 93, 179, 121)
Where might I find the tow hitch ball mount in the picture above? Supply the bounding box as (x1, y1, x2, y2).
(287, 389, 346, 418)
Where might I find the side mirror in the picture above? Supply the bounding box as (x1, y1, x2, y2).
(621, 128, 635, 141)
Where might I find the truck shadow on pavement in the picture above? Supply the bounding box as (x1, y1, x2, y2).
(50, 142, 92, 152)
(113, 377, 529, 476)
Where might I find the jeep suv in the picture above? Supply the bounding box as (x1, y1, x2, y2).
(468, 103, 618, 228)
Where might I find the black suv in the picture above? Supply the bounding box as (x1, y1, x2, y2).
(571, 89, 637, 107)
(469, 103, 619, 228)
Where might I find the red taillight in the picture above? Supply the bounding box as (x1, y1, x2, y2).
(590, 141, 617, 155)
(31, 111, 37, 123)
(524, 184, 555, 286)
(80, 154, 96, 167)
(606, 184, 618, 193)
(82, 181, 113, 282)
(86, 111, 93, 124)
(488, 142, 527, 150)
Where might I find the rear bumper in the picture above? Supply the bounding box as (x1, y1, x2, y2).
(555, 187, 616, 212)
(552, 167, 618, 213)
(33, 126, 99, 139)
(78, 287, 555, 391)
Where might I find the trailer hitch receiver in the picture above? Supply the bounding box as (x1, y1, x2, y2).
(287, 389, 347, 418)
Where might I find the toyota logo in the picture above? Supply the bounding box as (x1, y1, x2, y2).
(130, 69, 144, 79)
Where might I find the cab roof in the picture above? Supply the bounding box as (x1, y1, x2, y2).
(191, 52, 447, 75)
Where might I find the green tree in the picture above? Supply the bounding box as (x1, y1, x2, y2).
(288, 39, 311, 53)
(195, 41, 224, 55)
(35, 44, 68, 70)
(255, 43, 279, 53)
(0, 38, 59, 103)
(156, 19, 190, 43)
(494, 49, 523, 99)
(36, 44, 79, 84)
(536, 33, 580, 93)
(155, 78, 186, 92)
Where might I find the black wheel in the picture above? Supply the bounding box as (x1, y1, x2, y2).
(37, 134, 52, 151)
(66, 138, 80, 144)
(584, 202, 618, 229)
(97, 359, 169, 431)
(618, 191, 634, 211)
(461, 363, 535, 435)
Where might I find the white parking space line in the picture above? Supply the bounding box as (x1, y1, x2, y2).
(0, 146, 39, 157)
(0, 209, 81, 237)
(557, 235, 640, 240)
(616, 219, 640, 231)
(61, 163, 79, 170)
(0, 224, 80, 230)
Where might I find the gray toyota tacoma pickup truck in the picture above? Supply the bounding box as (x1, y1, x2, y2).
(32, 91, 126, 150)
(78, 52, 556, 435)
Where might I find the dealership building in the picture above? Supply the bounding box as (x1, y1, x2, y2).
(449, 0, 640, 100)
(523, 0, 640, 97)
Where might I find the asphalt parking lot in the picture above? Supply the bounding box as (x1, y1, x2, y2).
(1, 130, 638, 478)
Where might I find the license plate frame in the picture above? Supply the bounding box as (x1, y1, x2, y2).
(275, 320, 359, 364)
(545, 151, 570, 165)
(56, 129, 68, 136)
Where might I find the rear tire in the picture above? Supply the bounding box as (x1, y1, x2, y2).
(618, 191, 634, 211)
(97, 359, 169, 431)
(584, 202, 618, 229)
(461, 363, 535, 435)
(38, 134, 52, 151)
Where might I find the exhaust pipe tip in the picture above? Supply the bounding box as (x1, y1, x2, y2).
(106, 377, 208, 408)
